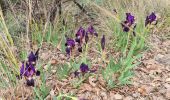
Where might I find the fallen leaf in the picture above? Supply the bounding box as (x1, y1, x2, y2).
(89, 76, 97, 87)
(50, 59, 58, 65)
(138, 86, 146, 95)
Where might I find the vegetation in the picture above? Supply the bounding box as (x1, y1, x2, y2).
(0, 0, 169, 99)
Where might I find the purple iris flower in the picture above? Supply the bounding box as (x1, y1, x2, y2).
(24, 64, 36, 77)
(74, 63, 96, 77)
(121, 13, 136, 33)
(80, 63, 89, 73)
(20, 62, 40, 86)
(145, 12, 157, 26)
(28, 49, 39, 65)
(20, 63, 40, 77)
(87, 25, 98, 37)
(65, 38, 75, 55)
(75, 27, 85, 43)
(65, 38, 75, 47)
(126, 13, 135, 25)
(101, 35, 105, 50)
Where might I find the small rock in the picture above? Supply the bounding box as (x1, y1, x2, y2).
(164, 83, 170, 89)
(124, 96, 133, 100)
(165, 89, 170, 99)
(156, 54, 170, 66)
(138, 97, 145, 100)
(166, 78, 170, 83)
(132, 92, 140, 98)
(51, 70, 56, 73)
(159, 89, 166, 94)
(155, 54, 164, 61)
(114, 93, 123, 100)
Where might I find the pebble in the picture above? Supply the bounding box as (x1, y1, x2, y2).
(114, 93, 123, 100)
(132, 92, 140, 98)
(124, 96, 133, 100)
(164, 83, 170, 89)
(166, 89, 170, 99)
(166, 78, 170, 83)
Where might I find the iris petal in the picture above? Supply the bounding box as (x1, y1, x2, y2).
(24, 64, 36, 77)
(26, 78, 35, 87)
(28, 52, 36, 63)
(145, 12, 157, 26)
(80, 63, 89, 73)
(101, 35, 105, 50)
(36, 70, 40, 76)
(87, 25, 98, 36)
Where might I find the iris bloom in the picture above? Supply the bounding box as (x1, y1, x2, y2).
(87, 25, 98, 37)
(28, 49, 39, 65)
(145, 12, 157, 26)
(80, 63, 89, 73)
(65, 38, 75, 55)
(85, 32, 89, 44)
(74, 63, 96, 77)
(20, 62, 40, 86)
(75, 27, 85, 44)
(101, 35, 105, 50)
(121, 13, 135, 32)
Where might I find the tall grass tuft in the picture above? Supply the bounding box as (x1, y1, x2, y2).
(0, 7, 19, 89)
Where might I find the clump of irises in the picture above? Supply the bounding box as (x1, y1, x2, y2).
(20, 49, 40, 87)
(121, 12, 157, 36)
(65, 25, 98, 56)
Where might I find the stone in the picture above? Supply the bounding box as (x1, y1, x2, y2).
(166, 78, 170, 83)
(164, 83, 170, 89)
(132, 92, 140, 98)
(124, 96, 133, 100)
(114, 93, 123, 100)
(165, 89, 170, 99)
(156, 54, 170, 66)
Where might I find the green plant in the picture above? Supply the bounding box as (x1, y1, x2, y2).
(102, 38, 142, 89)
(56, 64, 71, 80)
(34, 70, 50, 100)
